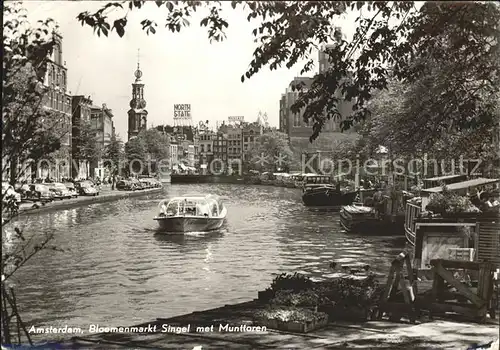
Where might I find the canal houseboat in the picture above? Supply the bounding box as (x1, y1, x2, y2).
(301, 175, 357, 210)
(339, 174, 420, 235)
(259, 172, 275, 185)
(283, 173, 300, 188)
(404, 177, 500, 246)
(273, 173, 290, 187)
(339, 188, 407, 235)
(154, 194, 227, 233)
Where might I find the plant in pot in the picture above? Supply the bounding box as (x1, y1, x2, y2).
(425, 186, 481, 216)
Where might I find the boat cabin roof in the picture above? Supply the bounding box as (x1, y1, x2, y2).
(423, 174, 465, 182)
(160, 194, 223, 207)
(303, 173, 329, 178)
(423, 178, 500, 194)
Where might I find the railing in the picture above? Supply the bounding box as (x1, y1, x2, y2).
(404, 202, 422, 246)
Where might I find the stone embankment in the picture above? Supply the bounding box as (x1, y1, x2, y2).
(17, 186, 164, 216)
(62, 299, 499, 349)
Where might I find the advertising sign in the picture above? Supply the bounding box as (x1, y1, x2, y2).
(228, 116, 244, 122)
(174, 104, 191, 120)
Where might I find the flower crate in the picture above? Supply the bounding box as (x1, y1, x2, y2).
(319, 304, 376, 322)
(255, 313, 328, 333)
(257, 289, 274, 302)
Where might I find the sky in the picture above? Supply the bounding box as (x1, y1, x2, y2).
(21, 1, 359, 140)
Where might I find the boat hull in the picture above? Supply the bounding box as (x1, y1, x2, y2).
(302, 188, 357, 209)
(155, 216, 225, 233)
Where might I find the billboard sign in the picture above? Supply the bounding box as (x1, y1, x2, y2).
(228, 116, 244, 122)
(174, 104, 191, 120)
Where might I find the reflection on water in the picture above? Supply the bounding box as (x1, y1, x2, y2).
(8, 184, 405, 339)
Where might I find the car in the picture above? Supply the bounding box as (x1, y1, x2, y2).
(63, 182, 79, 198)
(139, 178, 153, 189)
(129, 178, 143, 190)
(27, 184, 54, 202)
(75, 181, 99, 196)
(46, 182, 73, 199)
(2, 182, 22, 204)
(116, 180, 133, 191)
(15, 183, 31, 200)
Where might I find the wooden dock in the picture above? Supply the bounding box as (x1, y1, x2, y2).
(63, 299, 499, 349)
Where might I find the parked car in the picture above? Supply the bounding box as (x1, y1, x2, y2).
(139, 178, 153, 189)
(63, 182, 79, 198)
(2, 182, 22, 204)
(27, 184, 54, 202)
(75, 181, 99, 196)
(116, 180, 133, 191)
(153, 179, 163, 188)
(45, 183, 73, 199)
(129, 178, 143, 190)
(14, 183, 31, 200)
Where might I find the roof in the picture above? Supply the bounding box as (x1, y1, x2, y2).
(423, 178, 500, 193)
(160, 194, 222, 206)
(423, 174, 465, 182)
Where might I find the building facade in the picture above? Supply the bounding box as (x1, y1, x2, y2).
(242, 122, 261, 162)
(198, 131, 215, 173)
(212, 133, 228, 174)
(90, 104, 115, 179)
(220, 124, 243, 167)
(128, 59, 148, 140)
(71, 95, 93, 178)
(40, 31, 73, 180)
(90, 104, 114, 149)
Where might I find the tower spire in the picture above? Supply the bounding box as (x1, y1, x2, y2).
(137, 48, 140, 70)
(134, 48, 143, 82)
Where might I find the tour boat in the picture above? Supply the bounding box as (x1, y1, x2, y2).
(154, 194, 227, 233)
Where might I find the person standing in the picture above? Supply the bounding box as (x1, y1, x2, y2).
(111, 167, 117, 190)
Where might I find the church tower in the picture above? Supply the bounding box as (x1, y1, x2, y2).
(127, 49, 148, 141)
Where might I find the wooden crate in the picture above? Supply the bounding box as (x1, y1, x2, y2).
(255, 314, 328, 333)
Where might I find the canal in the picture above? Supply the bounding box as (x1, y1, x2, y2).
(6, 184, 406, 339)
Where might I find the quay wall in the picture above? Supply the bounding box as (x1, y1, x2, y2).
(18, 188, 164, 217)
(171, 175, 245, 184)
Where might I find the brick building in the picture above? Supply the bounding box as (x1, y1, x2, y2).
(39, 30, 73, 180)
(71, 95, 93, 178)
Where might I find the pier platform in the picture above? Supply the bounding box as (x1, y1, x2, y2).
(64, 300, 499, 349)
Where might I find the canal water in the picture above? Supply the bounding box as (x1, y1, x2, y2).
(6, 184, 405, 339)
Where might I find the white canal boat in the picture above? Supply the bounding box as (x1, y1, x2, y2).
(154, 194, 227, 233)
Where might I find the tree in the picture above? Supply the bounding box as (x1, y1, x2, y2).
(138, 128, 170, 161)
(77, 2, 499, 142)
(72, 119, 101, 177)
(2, 2, 68, 184)
(124, 136, 147, 175)
(2, 2, 64, 346)
(246, 131, 294, 172)
(102, 133, 124, 170)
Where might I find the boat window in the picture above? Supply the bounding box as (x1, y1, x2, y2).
(196, 200, 211, 216)
(166, 200, 180, 216)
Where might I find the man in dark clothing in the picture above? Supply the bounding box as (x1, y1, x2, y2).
(111, 168, 117, 190)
